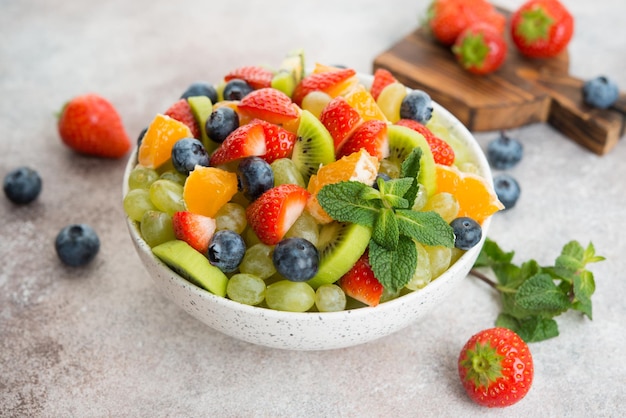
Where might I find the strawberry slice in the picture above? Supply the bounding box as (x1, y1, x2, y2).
(370, 68, 397, 100)
(224, 65, 274, 90)
(255, 119, 297, 163)
(246, 184, 310, 245)
(164, 99, 201, 139)
(396, 119, 455, 166)
(319, 96, 363, 151)
(172, 211, 217, 254)
(339, 252, 384, 307)
(336, 119, 389, 160)
(237, 88, 299, 125)
(209, 121, 266, 166)
(292, 68, 357, 105)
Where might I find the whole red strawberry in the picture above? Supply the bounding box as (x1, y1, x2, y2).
(510, 0, 574, 58)
(428, 0, 506, 46)
(453, 22, 507, 75)
(458, 327, 534, 408)
(57, 93, 131, 158)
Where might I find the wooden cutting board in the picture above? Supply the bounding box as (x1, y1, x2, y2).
(373, 22, 626, 155)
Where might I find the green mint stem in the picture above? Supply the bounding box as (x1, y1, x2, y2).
(469, 269, 516, 294)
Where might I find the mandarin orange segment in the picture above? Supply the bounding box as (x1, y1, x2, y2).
(138, 114, 193, 168)
(344, 85, 388, 122)
(306, 149, 379, 224)
(183, 166, 238, 218)
(434, 164, 504, 224)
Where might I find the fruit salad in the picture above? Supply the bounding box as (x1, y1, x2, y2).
(123, 50, 503, 312)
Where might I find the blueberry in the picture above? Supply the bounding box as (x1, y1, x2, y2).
(237, 156, 274, 201)
(372, 173, 391, 190)
(208, 230, 246, 273)
(486, 132, 523, 170)
(493, 173, 521, 210)
(272, 237, 319, 282)
(3, 167, 42, 204)
(222, 79, 253, 101)
(206, 106, 239, 143)
(450, 217, 482, 250)
(55, 224, 100, 267)
(582, 76, 619, 109)
(171, 137, 209, 175)
(400, 90, 433, 124)
(180, 82, 218, 104)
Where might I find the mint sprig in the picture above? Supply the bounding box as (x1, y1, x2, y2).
(470, 238, 605, 342)
(317, 147, 454, 293)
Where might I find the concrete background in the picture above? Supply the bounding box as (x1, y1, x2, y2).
(1, 0, 625, 416)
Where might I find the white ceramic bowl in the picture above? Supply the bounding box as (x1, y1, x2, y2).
(123, 75, 493, 351)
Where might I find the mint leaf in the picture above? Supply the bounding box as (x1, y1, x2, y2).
(381, 178, 414, 200)
(572, 298, 593, 319)
(515, 273, 571, 314)
(573, 269, 595, 305)
(496, 314, 560, 343)
(473, 238, 515, 267)
(372, 208, 399, 250)
(400, 147, 422, 206)
(369, 237, 416, 293)
(395, 209, 454, 247)
(317, 181, 380, 227)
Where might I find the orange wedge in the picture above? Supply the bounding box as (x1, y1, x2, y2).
(434, 164, 504, 224)
(344, 85, 388, 122)
(183, 166, 238, 218)
(138, 114, 193, 168)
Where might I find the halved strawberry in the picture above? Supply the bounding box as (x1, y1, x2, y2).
(209, 121, 266, 166)
(255, 119, 297, 163)
(246, 184, 310, 245)
(370, 68, 397, 100)
(292, 68, 357, 105)
(224, 65, 274, 90)
(172, 211, 217, 254)
(164, 99, 201, 139)
(396, 119, 455, 165)
(237, 88, 299, 125)
(337, 119, 389, 160)
(339, 252, 384, 307)
(319, 96, 363, 151)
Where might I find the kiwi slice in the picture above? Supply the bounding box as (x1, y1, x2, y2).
(271, 70, 296, 98)
(386, 124, 437, 196)
(187, 96, 218, 154)
(152, 240, 228, 297)
(281, 48, 305, 84)
(307, 222, 372, 289)
(292, 109, 336, 183)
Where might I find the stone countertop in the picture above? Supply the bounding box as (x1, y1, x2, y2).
(1, 0, 625, 416)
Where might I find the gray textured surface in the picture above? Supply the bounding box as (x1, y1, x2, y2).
(1, 0, 625, 416)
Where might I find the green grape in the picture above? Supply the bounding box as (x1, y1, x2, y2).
(140, 210, 176, 247)
(301, 90, 332, 118)
(422, 192, 459, 224)
(149, 179, 185, 215)
(226, 273, 266, 306)
(425, 245, 452, 279)
(457, 161, 480, 175)
(314, 284, 346, 312)
(450, 247, 466, 264)
(271, 158, 306, 187)
(239, 243, 276, 279)
(124, 188, 157, 222)
(215, 202, 247, 233)
(406, 242, 432, 290)
(243, 226, 262, 247)
(378, 158, 401, 178)
(411, 184, 428, 211)
(265, 280, 315, 312)
(159, 170, 187, 186)
(380, 286, 401, 303)
(128, 166, 159, 190)
(284, 211, 319, 246)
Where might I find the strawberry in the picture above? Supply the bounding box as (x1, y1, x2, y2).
(224, 65, 274, 90)
(237, 88, 299, 125)
(292, 68, 357, 105)
(164, 99, 201, 139)
(57, 93, 131, 158)
(336, 119, 389, 160)
(255, 119, 297, 163)
(453, 22, 508, 76)
(510, 0, 574, 58)
(318, 96, 363, 151)
(172, 211, 217, 254)
(396, 119, 455, 165)
(427, 0, 506, 46)
(458, 327, 534, 408)
(209, 121, 266, 166)
(370, 68, 397, 101)
(246, 183, 310, 245)
(338, 252, 383, 307)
